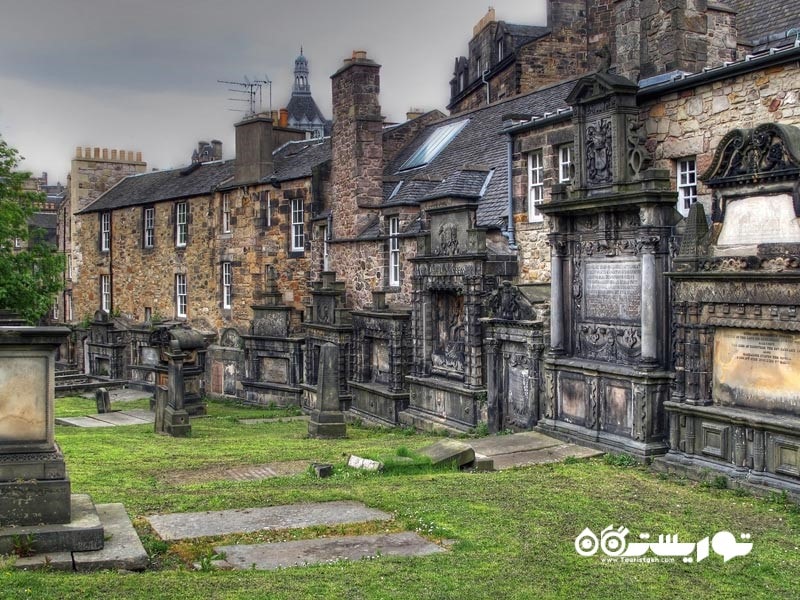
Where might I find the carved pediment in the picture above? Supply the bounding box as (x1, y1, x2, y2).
(485, 281, 536, 321)
(566, 71, 638, 106)
(701, 123, 800, 188)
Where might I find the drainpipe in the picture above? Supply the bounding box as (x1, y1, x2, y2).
(504, 133, 517, 249)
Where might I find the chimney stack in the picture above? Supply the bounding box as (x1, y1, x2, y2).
(234, 113, 274, 183)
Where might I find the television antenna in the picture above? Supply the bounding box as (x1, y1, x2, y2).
(217, 76, 265, 115)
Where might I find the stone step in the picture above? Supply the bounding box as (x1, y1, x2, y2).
(147, 501, 392, 541)
(214, 531, 443, 570)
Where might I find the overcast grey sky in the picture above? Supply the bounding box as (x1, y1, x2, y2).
(0, 1, 547, 184)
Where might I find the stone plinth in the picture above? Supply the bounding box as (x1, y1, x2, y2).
(308, 343, 346, 438)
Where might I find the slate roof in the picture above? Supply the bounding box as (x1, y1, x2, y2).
(721, 0, 798, 49)
(78, 160, 234, 214)
(272, 137, 331, 182)
(287, 94, 327, 126)
(504, 23, 550, 49)
(385, 77, 579, 227)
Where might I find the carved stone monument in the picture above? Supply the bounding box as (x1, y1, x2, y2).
(0, 325, 104, 553)
(308, 342, 347, 438)
(658, 123, 800, 496)
(538, 71, 676, 458)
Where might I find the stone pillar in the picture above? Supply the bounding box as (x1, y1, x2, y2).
(163, 340, 191, 437)
(639, 238, 658, 363)
(308, 343, 347, 438)
(549, 239, 567, 353)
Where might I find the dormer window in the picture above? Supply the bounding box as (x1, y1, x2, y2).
(497, 39, 504, 62)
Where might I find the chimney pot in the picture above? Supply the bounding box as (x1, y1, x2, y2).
(279, 108, 289, 127)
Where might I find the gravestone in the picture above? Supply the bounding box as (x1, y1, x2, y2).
(308, 342, 346, 438)
(95, 387, 111, 413)
(538, 71, 676, 459)
(161, 340, 191, 437)
(659, 123, 800, 496)
(0, 325, 104, 552)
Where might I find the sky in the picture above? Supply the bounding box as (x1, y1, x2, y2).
(0, 0, 548, 185)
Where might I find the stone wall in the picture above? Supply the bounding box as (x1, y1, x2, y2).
(511, 120, 574, 283)
(640, 61, 800, 210)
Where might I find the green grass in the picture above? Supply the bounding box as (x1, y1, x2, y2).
(5, 399, 799, 600)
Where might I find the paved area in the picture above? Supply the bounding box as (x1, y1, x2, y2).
(214, 532, 443, 571)
(56, 410, 154, 428)
(467, 431, 603, 470)
(12, 502, 147, 572)
(147, 501, 393, 541)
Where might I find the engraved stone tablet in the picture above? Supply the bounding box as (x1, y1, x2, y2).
(0, 355, 49, 448)
(584, 260, 641, 322)
(717, 194, 800, 247)
(714, 328, 800, 414)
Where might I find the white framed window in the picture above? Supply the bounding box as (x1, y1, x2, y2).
(66, 294, 73, 322)
(459, 71, 466, 92)
(222, 193, 231, 233)
(497, 39, 504, 62)
(144, 307, 152, 322)
(677, 158, 698, 217)
(100, 274, 111, 313)
(222, 262, 232, 309)
(67, 255, 72, 281)
(389, 216, 400, 287)
(176, 202, 187, 247)
(291, 197, 304, 252)
(143, 207, 155, 248)
(264, 191, 272, 227)
(175, 274, 187, 317)
(101, 212, 111, 251)
(558, 145, 573, 183)
(527, 150, 544, 223)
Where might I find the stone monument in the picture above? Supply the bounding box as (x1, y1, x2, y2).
(0, 325, 104, 553)
(538, 71, 676, 458)
(308, 342, 347, 438)
(658, 123, 800, 496)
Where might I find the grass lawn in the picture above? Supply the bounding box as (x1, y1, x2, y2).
(2, 397, 798, 599)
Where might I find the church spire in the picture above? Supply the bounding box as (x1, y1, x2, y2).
(293, 47, 310, 95)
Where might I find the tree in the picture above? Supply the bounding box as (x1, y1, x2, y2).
(0, 136, 64, 323)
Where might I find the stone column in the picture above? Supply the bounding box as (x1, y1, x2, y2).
(549, 238, 567, 353)
(639, 237, 658, 363)
(308, 342, 346, 438)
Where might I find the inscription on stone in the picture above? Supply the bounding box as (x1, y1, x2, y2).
(584, 260, 641, 321)
(714, 328, 800, 414)
(0, 356, 48, 445)
(717, 194, 800, 247)
(261, 358, 288, 385)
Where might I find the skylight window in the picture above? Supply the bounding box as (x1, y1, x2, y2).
(399, 120, 468, 170)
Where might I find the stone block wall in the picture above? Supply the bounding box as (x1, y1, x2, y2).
(511, 120, 574, 283)
(640, 61, 800, 211)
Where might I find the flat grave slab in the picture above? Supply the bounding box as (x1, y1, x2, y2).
(238, 416, 309, 424)
(81, 389, 153, 403)
(469, 430, 563, 456)
(489, 444, 603, 470)
(90, 411, 151, 426)
(147, 501, 393, 541)
(55, 416, 115, 428)
(73, 503, 148, 572)
(215, 531, 443, 570)
(166, 460, 309, 485)
(120, 408, 155, 422)
(418, 439, 475, 467)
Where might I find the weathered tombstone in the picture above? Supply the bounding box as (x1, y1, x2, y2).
(0, 324, 104, 553)
(308, 342, 346, 438)
(659, 123, 800, 496)
(154, 384, 167, 434)
(95, 387, 111, 413)
(162, 340, 191, 437)
(538, 71, 675, 459)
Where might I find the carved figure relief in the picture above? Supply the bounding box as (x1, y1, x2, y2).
(485, 281, 536, 321)
(431, 292, 465, 373)
(436, 222, 460, 256)
(586, 118, 613, 185)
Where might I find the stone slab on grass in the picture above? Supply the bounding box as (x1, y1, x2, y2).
(347, 455, 383, 471)
(147, 501, 392, 541)
(469, 431, 563, 457)
(238, 415, 309, 424)
(418, 439, 475, 467)
(90, 411, 151, 426)
(73, 503, 148, 572)
(490, 444, 603, 470)
(120, 409, 155, 422)
(14, 552, 74, 571)
(215, 531, 443, 570)
(55, 416, 115, 428)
